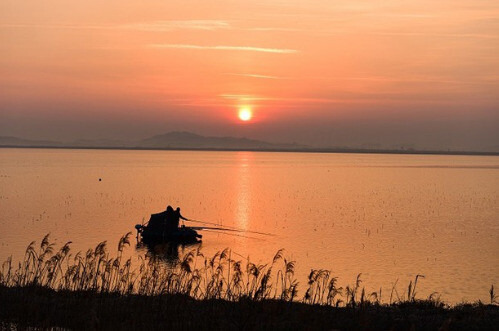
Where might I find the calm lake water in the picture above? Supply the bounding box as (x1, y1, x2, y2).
(0, 148, 498, 303)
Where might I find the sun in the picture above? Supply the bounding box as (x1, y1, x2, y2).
(238, 107, 252, 121)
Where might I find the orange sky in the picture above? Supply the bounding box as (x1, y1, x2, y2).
(1, 0, 498, 150)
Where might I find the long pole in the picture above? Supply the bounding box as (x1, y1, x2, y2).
(200, 229, 268, 241)
(185, 220, 275, 236)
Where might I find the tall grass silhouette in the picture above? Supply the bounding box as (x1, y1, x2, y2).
(0, 233, 496, 308)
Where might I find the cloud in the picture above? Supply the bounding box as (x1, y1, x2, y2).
(218, 94, 359, 104)
(149, 44, 298, 54)
(119, 20, 231, 32)
(219, 94, 273, 101)
(246, 27, 302, 32)
(225, 73, 284, 79)
(0, 23, 108, 30)
(0, 20, 231, 32)
(369, 31, 499, 39)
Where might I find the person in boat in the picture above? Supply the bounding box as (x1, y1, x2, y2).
(164, 205, 176, 233)
(173, 207, 188, 230)
(142, 206, 172, 234)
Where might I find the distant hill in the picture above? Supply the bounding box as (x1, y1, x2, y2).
(71, 139, 128, 148)
(137, 131, 298, 150)
(0, 132, 304, 151)
(1, 132, 497, 155)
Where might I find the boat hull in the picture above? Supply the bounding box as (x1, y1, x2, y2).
(136, 225, 202, 244)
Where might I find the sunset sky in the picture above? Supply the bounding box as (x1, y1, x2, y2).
(1, 0, 498, 150)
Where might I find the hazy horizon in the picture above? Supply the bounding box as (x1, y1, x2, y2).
(1, 0, 498, 151)
(2, 127, 499, 152)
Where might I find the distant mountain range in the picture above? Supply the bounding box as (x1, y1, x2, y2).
(0, 132, 304, 151)
(137, 132, 301, 150)
(1, 132, 497, 155)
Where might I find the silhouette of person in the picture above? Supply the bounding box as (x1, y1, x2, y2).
(174, 207, 188, 229)
(164, 205, 175, 233)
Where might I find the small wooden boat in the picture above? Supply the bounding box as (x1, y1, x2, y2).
(135, 224, 202, 244)
(135, 210, 272, 244)
(135, 211, 202, 244)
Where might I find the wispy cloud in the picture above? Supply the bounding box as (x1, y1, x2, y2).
(220, 94, 273, 101)
(149, 44, 298, 54)
(0, 20, 231, 32)
(219, 94, 352, 104)
(226, 73, 284, 79)
(369, 31, 499, 39)
(247, 27, 302, 32)
(0, 23, 108, 30)
(340, 76, 499, 84)
(119, 20, 231, 32)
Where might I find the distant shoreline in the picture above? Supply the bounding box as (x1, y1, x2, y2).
(0, 144, 498, 156)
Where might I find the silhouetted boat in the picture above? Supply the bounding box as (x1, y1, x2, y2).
(135, 211, 202, 244)
(135, 223, 202, 244)
(135, 209, 272, 244)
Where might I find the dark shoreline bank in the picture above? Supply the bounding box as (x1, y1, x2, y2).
(1, 145, 498, 157)
(1, 285, 498, 330)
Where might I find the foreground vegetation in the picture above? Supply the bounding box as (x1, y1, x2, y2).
(0, 233, 497, 330)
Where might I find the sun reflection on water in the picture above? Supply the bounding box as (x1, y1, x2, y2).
(235, 152, 252, 230)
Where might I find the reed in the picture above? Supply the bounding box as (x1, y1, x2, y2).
(1, 234, 498, 330)
(0, 234, 496, 309)
(0, 234, 298, 303)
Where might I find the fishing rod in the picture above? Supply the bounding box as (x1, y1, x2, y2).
(189, 226, 267, 235)
(185, 218, 223, 227)
(185, 220, 275, 237)
(136, 215, 275, 237)
(200, 229, 267, 242)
